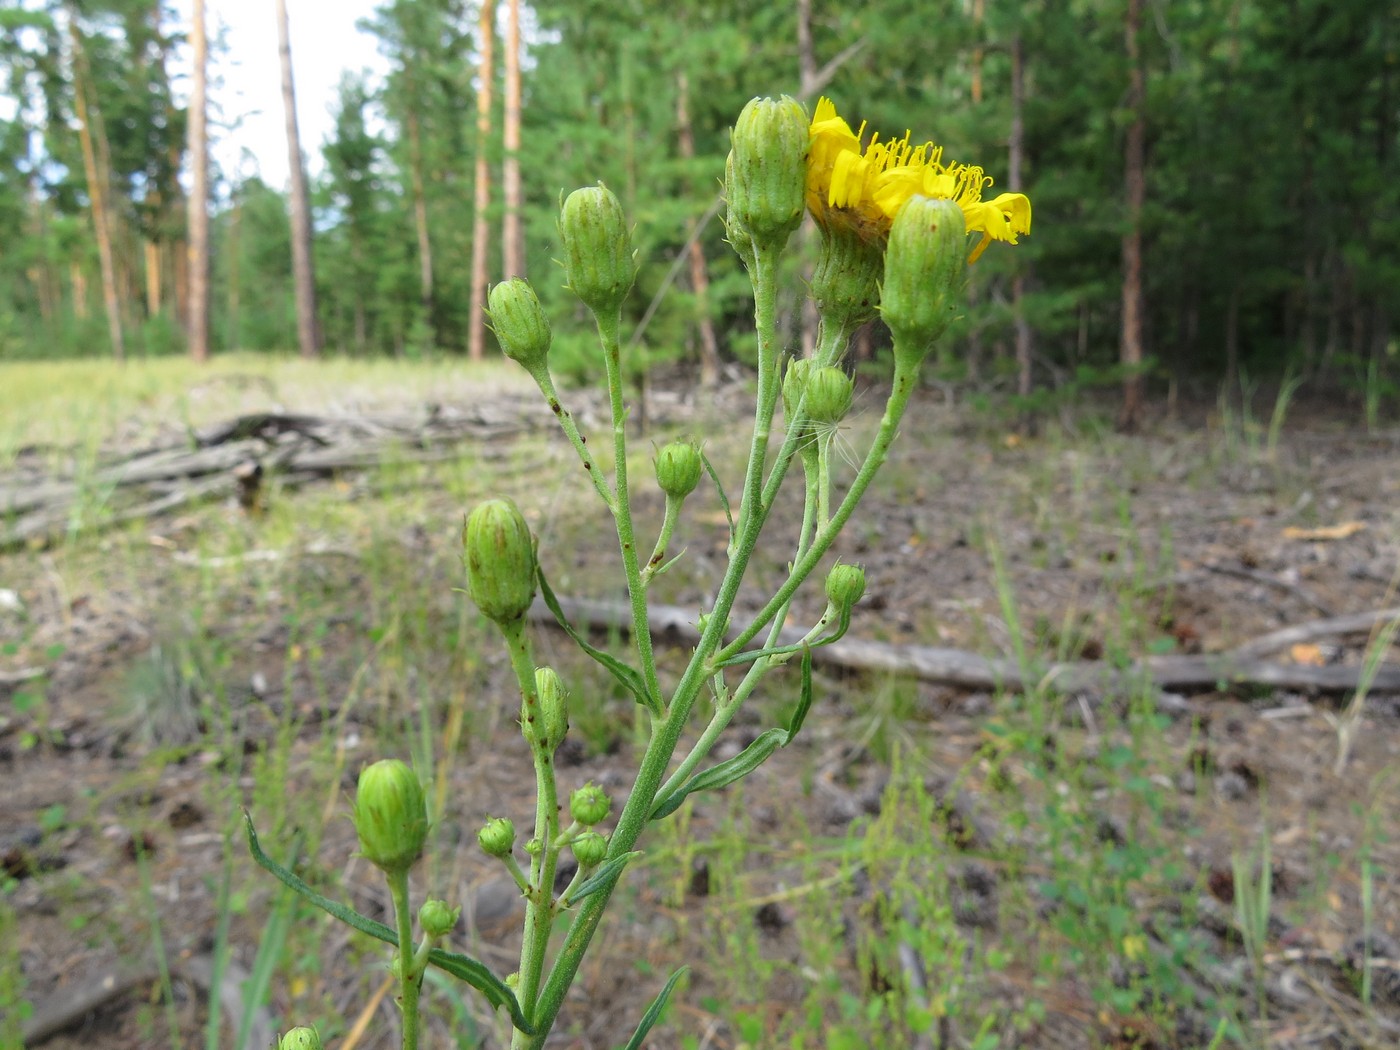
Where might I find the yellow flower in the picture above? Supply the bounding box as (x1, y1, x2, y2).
(806, 98, 1032, 261)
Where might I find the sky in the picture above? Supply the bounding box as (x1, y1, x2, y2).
(169, 0, 390, 190)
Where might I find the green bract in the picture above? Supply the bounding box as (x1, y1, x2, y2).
(727, 96, 808, 253)
(535, 666, 569, 752)
(569, 783, 611, 827)
(278, 1027, 324, 1050)
(559, 184, 636, 316)
(825, 563, 867, 610)
(571, 831, 607, 869)
(463, 498, 537, 626)
(488, 278, 552, 375)
(882, 195, 966, 365)
(805, 367, 854, 424)
(353, 759, 428, 875)
(477, 816, 517, 858)
(419, 898, 461, 939)
(655, 441, 703, 499)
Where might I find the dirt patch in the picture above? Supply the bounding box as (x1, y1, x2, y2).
(3, 382, 1399, 1049)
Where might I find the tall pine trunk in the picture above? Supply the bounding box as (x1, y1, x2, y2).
(69, 17, 125, 360)
(468, 0, 497, 361)
(502, 0, 523, 279)
(406, 108, 435, 339)
(187, 0, 210, 362)
(275, 0, 321, 358)
(1117, 0, 1147, 431)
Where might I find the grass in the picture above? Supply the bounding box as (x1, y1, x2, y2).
(2, 356, 1398, 1048)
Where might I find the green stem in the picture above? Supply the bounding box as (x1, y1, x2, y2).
(641, 494, 683, 586)
(718, 355, 922, 661)
(498, 619, 559, 1044)
(386, 870, 421, 1050)
(595, 309, 662, 705)
(518, 241, 788, 1047)
(528, 367, 617, 512)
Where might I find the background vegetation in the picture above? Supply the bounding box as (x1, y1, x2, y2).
(1, 0, 1395, 411)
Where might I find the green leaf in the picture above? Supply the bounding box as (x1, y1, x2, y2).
(242, 812, 532, 1033)
(622, 966, 688, 1050)
(567, 851, 642, 904)
(536, 566, 657, 712)
(651, 727, 790, 820)
(700, 449, 733, 541)
(787, 646, 814, 739)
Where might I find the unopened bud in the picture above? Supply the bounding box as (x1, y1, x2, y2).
(882, 196, 966, 366)
(559, 184, 636, 316)
(805, 367, 854, 424)
(353, 759, 428, 875)
(534, 667, 569, 752)
(655, 441, 703, 499)
(463, 499, 537, 626)
(279, 1027, 323, 1050)
(727, 96, 808, 253)
(571, 830, 608, 869)
(419, 899, 460, 939)
(825, 563, 867, 611)
(782, 357, 812, 421)
(487, 279, 552, 375)
(477, 816, 517, 859)
(569, 783, 611, 826)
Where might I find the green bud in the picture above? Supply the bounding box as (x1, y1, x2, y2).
(727, 96, 808, 253)
(781, 357, 812, 421)
(825, 563, 867, 610)
(571, 830, 608, 869)
(882, 196, 966, 366)
(723, 153, 757, 270)
(353, 759, 428, 875)
(811, 227, 883, 334)
(569, 782, 612, 826)
(805, 367, 854, 425)
(279, 1027, 323, 1050)
(419, 898, 461, 938)
(477, 816, 517, 858)
(559, 183, 636, 316)
(655, 441, 703, 499)
(533, 666, 569, 752)
(487, 278, 552, 375)
(463, 498, 537, 626)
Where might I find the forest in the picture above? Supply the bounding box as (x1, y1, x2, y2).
(1, 0, 1395, 421)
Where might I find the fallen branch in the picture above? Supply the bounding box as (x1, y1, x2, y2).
(528, 597, 1400, 698)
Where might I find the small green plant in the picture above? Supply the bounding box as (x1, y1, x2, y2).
(246, 94, 1032, 1048)
(1232, 831, 1272, 1022)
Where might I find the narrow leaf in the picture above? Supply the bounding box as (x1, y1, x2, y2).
(787, 646, 815, 739)
(536, 566, 656, 711)
(243, 812, 532, 1033)
(700, 449, 733, 539)
(623, 966, 689, 1050)
(651, 728, 790, 820)
(567, 851, 642, 904)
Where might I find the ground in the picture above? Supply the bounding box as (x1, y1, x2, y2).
(2, 359, 1399, 1049)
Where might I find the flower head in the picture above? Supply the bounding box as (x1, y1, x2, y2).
(806, 98, 1031, 261)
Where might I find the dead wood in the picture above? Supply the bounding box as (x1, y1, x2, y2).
(528, 596, 1400, 699)
(0, 403, 558, 551)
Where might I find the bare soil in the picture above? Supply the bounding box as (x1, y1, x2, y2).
(3, 383, 1400, 1049)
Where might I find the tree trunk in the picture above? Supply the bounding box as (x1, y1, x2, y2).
(186, 0, 210, 362)
(674, 72, 720, 385)
(502, 0, 523, 278)
(275, 0, 321, 358)
(69, 19, 125, 360)
(468, 0, 497, 361)
(1010, 32, 1034, 410)
(406, 109, 435, 336)
(1117, 0, 1147, 432)
(226, 194, 242, 349)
